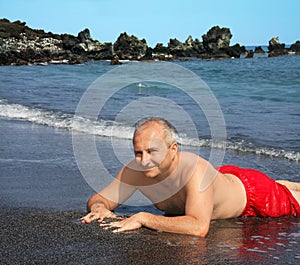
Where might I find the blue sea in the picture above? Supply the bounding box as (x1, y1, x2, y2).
(0, 54, 299, 263)
(1, 54, 299, 195)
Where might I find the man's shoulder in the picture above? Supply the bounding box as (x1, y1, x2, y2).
(176, 151, 209, 183)
(179, 151, 207, 165)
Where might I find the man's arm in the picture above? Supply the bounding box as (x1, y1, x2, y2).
(81, 193, 119, 224)
(81, 166, 137, 224)
(102, 161, 216, 236)
(109, 211, 212, 236)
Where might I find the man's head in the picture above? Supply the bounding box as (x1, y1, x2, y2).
(133, 117, 177, 145)
(132, 117, 178, 178)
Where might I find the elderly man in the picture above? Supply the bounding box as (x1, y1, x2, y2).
(81, 117, 300, 236)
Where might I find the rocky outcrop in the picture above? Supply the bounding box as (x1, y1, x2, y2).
(165, 36, 206, 57)
(290, 41, 300, 54)
(245, 50, 254, 58)
(268, 37, 285, 51)
(202, 26, 231, 52)
(152, 27, 246, 59)
(0, 32, 62, 65)
(0, 18, 298, 65)
(0, 19, 249, 65)
(254, 46, 265, 53)
(0, 18, 113, 65)
(268, 37, 288, 57)
(223, 43, 246, 58)
(201, 26, 246, 58)
(113, 32, 148, 60)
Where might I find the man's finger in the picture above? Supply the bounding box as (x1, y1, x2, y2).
(112, 226, 127, 233)
(81, 213, 101, 224)
(112, 227, 121, 233)
(99, 221, 119, 227)
(80, 215, 91, 224)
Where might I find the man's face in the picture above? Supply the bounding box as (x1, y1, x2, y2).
(133, 124, 176, 178)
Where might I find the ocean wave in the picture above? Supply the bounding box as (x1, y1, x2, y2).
(0, 98, 134, 140)
(0, 98, 74, 130)
(177, 135, 300, 162)
(0, 99, 299, 162)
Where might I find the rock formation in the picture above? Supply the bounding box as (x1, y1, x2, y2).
(268, 37, 288, 57)
(153, 26, 246, 59)
(289, 40, 300, 54)
(0, 18, 113, 65)
(254, 46, 265, 53)
(113, 32, 148, 60)
(0, 18, 299, 65)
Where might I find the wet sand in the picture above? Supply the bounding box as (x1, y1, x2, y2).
(1, 205, 299, 265)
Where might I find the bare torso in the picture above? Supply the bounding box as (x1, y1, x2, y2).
(211, 173, 247, 219)
(154, 189, 186, 215)
(150, 173, 247, 218)
(135, 152, 247, 219)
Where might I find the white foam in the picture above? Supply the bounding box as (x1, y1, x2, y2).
(0, 99, 299, 162)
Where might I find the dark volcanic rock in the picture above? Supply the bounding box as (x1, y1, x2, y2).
(94, 42, 113, 60)
(2, 18, 285, 65)
(167, 38, 185, 57)
(268, 37, 288, 57)
(245, 50, 254, 58)
(290, 40, 300, 54)
(113, 32, 148, 60)
(200, 26, 245, 59)
(77, 28, 91, 42)
(268, 36, 285, 52)
(254, 46, 265, 53)
(223, 43, 246, 58)
(166, 36, 206, 57)
(202, 26, 232, 53)
(0, 18, 60, 40)
(153, 43, 169, 54)
(0, 18, 113, 65)
(153, 28, 245, 60)
(61, 34, 79, 50)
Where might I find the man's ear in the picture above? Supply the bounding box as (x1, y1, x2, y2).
(171, 142, 178, 152)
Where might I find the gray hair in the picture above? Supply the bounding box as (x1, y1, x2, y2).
(133, 117, 177, 145)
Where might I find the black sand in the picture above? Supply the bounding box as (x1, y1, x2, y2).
(1, 205, 299, 265)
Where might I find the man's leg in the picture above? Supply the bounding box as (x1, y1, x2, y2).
(276, 180, 300, 191)
(276, 180, 300, 204)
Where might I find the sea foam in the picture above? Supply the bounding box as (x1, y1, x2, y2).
(0, 99, 299, 162)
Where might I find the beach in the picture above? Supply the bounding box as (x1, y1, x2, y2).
(1, 206, 299, 264)
(0, 56, 299, 264)
(1, 117, 299, 264)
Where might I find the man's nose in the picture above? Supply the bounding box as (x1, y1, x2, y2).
(141, 152, 151, 166)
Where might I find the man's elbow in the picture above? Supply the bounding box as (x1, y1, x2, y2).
(191, 223, 210, 237)
(193, 229, 209, 237)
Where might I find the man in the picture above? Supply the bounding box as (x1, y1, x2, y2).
(81, 117, 300, 236)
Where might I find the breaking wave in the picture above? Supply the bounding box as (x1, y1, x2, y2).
(0, 99, 299, 162)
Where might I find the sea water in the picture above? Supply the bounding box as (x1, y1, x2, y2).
(0, 55, 299, 205)
(0, 55, 299, 164)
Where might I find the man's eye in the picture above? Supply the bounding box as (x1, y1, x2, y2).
(148, 149, 159, 154)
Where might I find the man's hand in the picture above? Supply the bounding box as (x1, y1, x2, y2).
(100, 212, 144, 233)
(81, 203, 117, 224)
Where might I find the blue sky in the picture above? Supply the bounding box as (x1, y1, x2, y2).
(0, 0, 299, 47)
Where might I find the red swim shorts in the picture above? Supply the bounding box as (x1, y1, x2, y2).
(216, 165, 300, 217)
